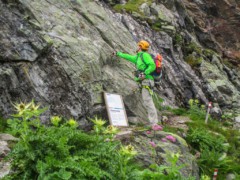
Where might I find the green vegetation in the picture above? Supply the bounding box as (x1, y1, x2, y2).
(184, 42, 202, 55)
(202, 49, 216, 58)
(183, 42, 204, 67)
(173, 34, 184, 47)
(138, 153, 194, 180)
(114, 0, 152, 14)
(222, 58, 235, 69)
(0, 114, 7, 132)
(3, 101, 195, 180)
(4, 101, 139, 179)
(151, 22, 162, 31)
(171, 108, 188, 116)
(167, 99, 240, 179)
(185, 99, 239, 178)
(184, 55, 203, 67)
(152, 92, 164, 111)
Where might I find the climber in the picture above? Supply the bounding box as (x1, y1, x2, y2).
(113, 40, 159, 126)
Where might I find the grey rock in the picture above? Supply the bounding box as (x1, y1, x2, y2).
(210, 106, 222, 119)
(235, 116, 240, 123)
(139, 3, 151, 17)
(0, 0, 239, 144)
(0, 141, 10, 155)
(132, 131, 199, 179)
(233, 115, 240, 130)
(226, 173, 236, 180)
(0, 134, 19, 141)
(0, 162, 11, 179)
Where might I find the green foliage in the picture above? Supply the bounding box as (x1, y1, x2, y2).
(184, 42, 202, 55)
(202, 49, 216, 58)
(187, 99, 207, 122)
(221, 113, 235, 121)
(171, 108, 188, 116)
(152, 92, 164, 111)
(222, 58, 235, 69)
(5, 101, 139, 180)
(173, 34, 183, 46)
(185, 99, 240, 178)
(135, 153, 194, 180)
(0, 114, 7, 132)
(114, 0, 152, 14)
(197, 150, 233, 179)
(200, 174, 210, 180)
(186, 128, 226, 152)
(151, 22, 162, 31)
(184, 55, 203, 67)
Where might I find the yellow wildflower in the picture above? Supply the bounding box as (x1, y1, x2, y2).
(51, 116, 61, 126)
(91, 117, 106, 127)
(29, 101, 40, 111)
(188, 99, 194, 107)
(104, 125, 118, 134)
(68, 118, 78, 128)
(13, 101, 31, 115)
(194, 99, 199, 104)
(120, 144, 137, 156)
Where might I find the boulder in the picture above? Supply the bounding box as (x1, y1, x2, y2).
(131, 131, 199, 178)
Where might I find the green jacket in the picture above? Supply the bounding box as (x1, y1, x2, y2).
(117, 51, 156, 80)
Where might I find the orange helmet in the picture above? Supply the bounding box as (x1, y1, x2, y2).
(138, 40, 150, 50)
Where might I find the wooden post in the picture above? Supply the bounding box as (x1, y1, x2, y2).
(205, 102, 212, 124)
(212, 168, 218, 180)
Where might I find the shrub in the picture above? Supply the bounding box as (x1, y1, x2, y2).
(185, 99, 240, 178)
(171, 108, 188, 116)
(187, 99, 207, 122)
(5, 101, 139, 180)
(186, 128, 226, 153)
(198, 150, 233, 179)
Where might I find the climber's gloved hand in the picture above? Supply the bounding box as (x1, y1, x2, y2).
(138, 72, 145, 80)
(112, 51, 117, 56)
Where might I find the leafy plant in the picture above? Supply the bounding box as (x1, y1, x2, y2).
(0, 114, 7, 132)
(187, 99, 208, 122)
(136, 153, 194, 180)
(5, 101, 139, 180)
(197, 150, 233, 179)
(171, 108, 188, 116)
(186, 128, 226, 152)
(185, 99, 240, 178)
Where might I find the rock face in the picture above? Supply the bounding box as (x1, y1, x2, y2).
(0, 133, 18, 179)
(0, 0, 240, 123)
(132, 131, 199, 178)
(182, 0, 240, 61)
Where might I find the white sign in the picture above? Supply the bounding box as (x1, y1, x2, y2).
(104, 92, 128, 127)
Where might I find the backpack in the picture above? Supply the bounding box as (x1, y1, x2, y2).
(140, 53, 163, 82)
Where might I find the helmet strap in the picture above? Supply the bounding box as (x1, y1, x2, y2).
(136, 46, 141, 53)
